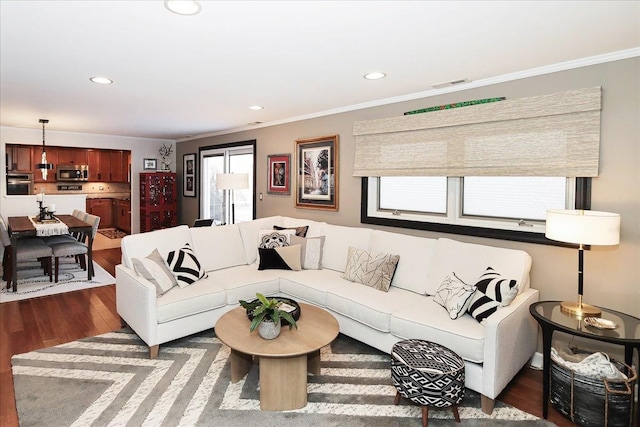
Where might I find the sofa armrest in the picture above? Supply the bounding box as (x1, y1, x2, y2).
(115, 264, 159, 347)
(481, 287, 540, 399)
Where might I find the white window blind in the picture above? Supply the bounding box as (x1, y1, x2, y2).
(353, 87, 601, 177)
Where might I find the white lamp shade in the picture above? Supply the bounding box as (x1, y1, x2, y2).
(545, 209, 620, 246)
(216, 173, 249, 190)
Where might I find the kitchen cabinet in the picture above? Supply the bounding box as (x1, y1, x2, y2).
(112, 199, 131, 233)
(88, 149, 128, 182)
(6, 145, 33, 172)
(57, 147, 87, 165)
(33, 147, 58, 183)
(86, 198, 113, 229)
(140, 172, 177, 232)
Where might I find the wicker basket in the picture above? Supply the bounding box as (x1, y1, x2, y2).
(550, 354, 637, 427)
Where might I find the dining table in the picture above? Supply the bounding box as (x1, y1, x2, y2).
(6, 214, 94, 292)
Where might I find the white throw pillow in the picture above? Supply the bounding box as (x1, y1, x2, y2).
(432, 272, 476, 319)
(291, 235, 325, 270)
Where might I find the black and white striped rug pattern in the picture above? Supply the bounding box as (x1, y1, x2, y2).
(11, 329, 550, 426)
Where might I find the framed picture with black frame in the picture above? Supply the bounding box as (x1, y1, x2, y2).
(143, 158, 157, 170)
(183, 153, 196, 197)
(295, 135, 339, 211)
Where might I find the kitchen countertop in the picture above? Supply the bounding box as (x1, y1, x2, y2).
(85, 193, 131, 200)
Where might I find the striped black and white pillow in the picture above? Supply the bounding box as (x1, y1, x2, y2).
(166, 243, 207, 288)
(467, 267, 518, 323)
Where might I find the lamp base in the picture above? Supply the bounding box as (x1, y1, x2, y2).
(560, 301, 601, 318)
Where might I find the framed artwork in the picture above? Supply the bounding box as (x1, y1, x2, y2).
(295, 135, 339, 211)
(143, 158, 157, 170)
(183, 153, 196, 197)
(267, 154, 291, 195)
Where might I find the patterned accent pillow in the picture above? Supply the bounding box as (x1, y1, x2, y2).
(273, 225, 309, 237)
(467, 267, 518, 323)
(291, 235, 325, 270)
(474, 267, 518, 306)
(341, 246, 400, 292)
(256, 230, 294, 264)
(433, 272, 476, 319)
(165, 243, 207, 288)
(258, 245, 302, 271)
(132, 248, 177, 297)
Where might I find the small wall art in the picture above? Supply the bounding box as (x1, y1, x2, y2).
(183, 153, 196, 197)
(267, 154, 291, 195)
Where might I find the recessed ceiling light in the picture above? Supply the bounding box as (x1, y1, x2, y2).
(164, 0, 201, 16)
(364, 72, 386, 80)
(90, 76, 113, 85)
(249, 105, 264, 110)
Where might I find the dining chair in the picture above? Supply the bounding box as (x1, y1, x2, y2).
(49, 213, 100, 282)
(0, 216, 53, 289)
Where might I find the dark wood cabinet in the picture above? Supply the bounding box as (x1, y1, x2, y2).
(140, 172, 177, 232)
(112, 199, 131, 233)
(109, 151, 124, 182)
(6, 145, 33, 172)
(57, 147, 87, 165)
(86, 198, 113, 229)
(87, 150, 112, 181)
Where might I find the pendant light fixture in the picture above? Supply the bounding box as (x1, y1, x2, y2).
(36, 119, 54, 179)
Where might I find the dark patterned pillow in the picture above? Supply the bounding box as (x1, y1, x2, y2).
(166, 243, 207, 288)
(273, 225, 309, 237)
(475, 267, 518, 306)
(467, 267, 518, 323)
(433, 272, 476, 320)
(258, 245, 302, 271)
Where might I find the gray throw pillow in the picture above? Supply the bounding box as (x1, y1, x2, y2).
(132, 248, 177, 297)
(291, 235, 325, 270)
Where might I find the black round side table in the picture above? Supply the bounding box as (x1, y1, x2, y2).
(529, 301, 640, 424)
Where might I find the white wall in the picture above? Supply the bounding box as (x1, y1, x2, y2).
(0, 126, 176, 234)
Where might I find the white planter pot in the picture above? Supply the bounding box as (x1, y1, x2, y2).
(258, 320, 281, 339)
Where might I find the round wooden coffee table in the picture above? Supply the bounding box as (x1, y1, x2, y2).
(215, 302, 339, 411)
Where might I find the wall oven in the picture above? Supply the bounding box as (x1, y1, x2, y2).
(6, 173, 34, 195)
(57, 165, 89, 181)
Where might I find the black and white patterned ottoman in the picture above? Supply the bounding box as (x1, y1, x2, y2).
(391, 339, 465, 426)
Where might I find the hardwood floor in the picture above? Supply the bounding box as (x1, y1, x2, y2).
(0, 247, 577, 426)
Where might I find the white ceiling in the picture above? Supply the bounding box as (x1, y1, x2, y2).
(1, 1, 639, 141)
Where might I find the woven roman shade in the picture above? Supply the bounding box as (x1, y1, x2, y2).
(353, 87, 602, 177)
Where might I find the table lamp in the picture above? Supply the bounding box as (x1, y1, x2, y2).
(216, 173, 249, 224)
(545, 209, 620, 317)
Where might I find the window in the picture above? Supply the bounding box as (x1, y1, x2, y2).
(364, 176, 589, 244)
(200, 141, 255, 224)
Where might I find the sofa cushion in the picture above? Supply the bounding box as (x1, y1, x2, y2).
(341, 246, 400, 292)
(325, 283, 409, 332)
(121, 225, 193, 269)
(258, 245, 302, 271)
(238, 216, 283, 264)
(189, 224, 247, 272)
(131, 248, 177, 297)
(432, 272, 476, 319)
(291, 235, 325, 270)
(390, 297, 486, 363)
(166, 243, 207, 288)
(425, 238, 532, 296)
(370, 230, 437, 295)
(279, 269, 344, 307)
(321, 224, 372, 272)
(207, 265, 283, 304)
(156, 276, 228, 324)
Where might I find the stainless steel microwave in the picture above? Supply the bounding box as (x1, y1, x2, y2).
(57, 165, 89, 181)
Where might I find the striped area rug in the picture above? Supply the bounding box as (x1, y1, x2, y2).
(11, 329, 553, 426)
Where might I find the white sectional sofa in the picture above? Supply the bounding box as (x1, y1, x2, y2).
(116, 216, 539, 413)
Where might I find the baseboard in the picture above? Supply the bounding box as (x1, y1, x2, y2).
(529, 352, 543, 370)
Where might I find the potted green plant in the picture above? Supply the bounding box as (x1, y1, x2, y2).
(239, 293, 298, 339)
